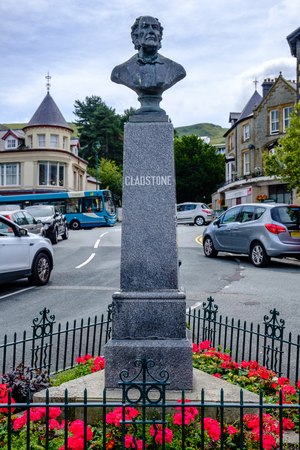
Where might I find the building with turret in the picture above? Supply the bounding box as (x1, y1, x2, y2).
(0, 82, 95, 195)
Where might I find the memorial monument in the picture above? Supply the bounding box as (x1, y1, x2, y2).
(104, 16, 193, 390)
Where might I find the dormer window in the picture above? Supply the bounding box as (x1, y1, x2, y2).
(6, 139, 17, 149)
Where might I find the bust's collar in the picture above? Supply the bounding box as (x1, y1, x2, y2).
(137, 52, 164, 65)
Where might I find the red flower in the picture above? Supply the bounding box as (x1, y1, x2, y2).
(199, 340, 211, 351)
(213, 373, 221, 378)
(149, 424, 173, 444)
(193, 343, 200, 353)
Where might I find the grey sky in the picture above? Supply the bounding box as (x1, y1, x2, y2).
(1, 0, 299, 129)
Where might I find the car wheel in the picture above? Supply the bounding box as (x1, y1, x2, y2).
(51, 228, 58, 245)
(250, 242, 270, 268)
(28, 252, 51, 286)
(70, 219, 81, 230)
(203, 236, 218, 258)
(195, 216, 205, 226)
(62, 225, 69, 240)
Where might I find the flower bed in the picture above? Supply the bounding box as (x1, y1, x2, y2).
(0, 343, 299, 449)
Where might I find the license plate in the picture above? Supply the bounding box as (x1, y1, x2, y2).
(291, 231, 300, 238)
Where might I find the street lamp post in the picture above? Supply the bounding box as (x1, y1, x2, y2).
(92, 141, 101, 190)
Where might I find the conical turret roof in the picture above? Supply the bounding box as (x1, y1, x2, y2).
(24, 92, 72, 132)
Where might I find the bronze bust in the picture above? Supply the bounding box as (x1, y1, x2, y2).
(111, 16, 186, 115)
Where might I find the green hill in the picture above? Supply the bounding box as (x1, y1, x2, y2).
(2, 122, 227, 144)
(3, 123, 79, 138)
(175, 123, 228, 145)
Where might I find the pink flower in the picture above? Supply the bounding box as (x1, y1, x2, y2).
(149, 424, 173, 444)
(278, 377, 290, 386)
(193, 343, 200, 353)
(69, 420, 93, 440)
(49, 419, 60, 430)
(282, 418, 295, 430)
(49, 407, 62, 419)
(213, 373, 221, 378)
(13, 415, 27, 429)
(199, 340, 211, 351)
(227, 425, 238, 434)
(124, 434, 144, 449)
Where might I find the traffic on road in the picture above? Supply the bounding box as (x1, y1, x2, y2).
(0, 221, 299, 342)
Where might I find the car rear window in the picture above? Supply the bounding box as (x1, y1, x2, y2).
(271, 206, 300, 224)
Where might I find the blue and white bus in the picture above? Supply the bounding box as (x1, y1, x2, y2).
(0, 190, 117, 229)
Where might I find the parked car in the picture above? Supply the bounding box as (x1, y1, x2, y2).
(0, 209, 44, 236)
(25, 205, 68, 244)
(0, 215, 54, 285)
(203, 203, 300, 267)
(177, 202, 214, 226)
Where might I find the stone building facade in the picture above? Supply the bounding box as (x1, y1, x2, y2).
(0, 89, 96, 196)
(212, 74, 297, 210)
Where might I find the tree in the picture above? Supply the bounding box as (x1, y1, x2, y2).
(174, 135, 225, 203)
(87, 158, 123, 198)
(74, 96, 123, 166)
(120, 107, 136, 125)
(264, 103, 300, 192)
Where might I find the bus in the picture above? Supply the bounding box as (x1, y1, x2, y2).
(0, 190, 117, 229)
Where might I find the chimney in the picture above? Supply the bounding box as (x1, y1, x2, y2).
(261, 79, 274, 97)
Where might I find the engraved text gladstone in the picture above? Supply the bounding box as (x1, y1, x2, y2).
(124, 175, 172, 186)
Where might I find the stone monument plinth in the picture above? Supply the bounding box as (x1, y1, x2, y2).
(104, 16, 193, 390)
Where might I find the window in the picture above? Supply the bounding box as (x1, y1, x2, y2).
(243, 151, 250, 175)
(63, 137, 67, 149)
(269, 184, 290, 203)
(50, 134, 58, 148)
(243, 124, 249, 141)
(283, 107, 293, 131)
(221, 207, 241, 224)
(38, 134, 46, 147)
(239, 206, 255, 223)
(66, 198, 82, 214)
(28, 135, 33, 148)
(270, 110, 279, 134)
(0, 163, 20, 186)
(38, 162, 65, 187)
(254, 207, 266, 220)
(6, 139, 17, 149)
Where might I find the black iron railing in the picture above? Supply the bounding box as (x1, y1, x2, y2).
(1, 305, 112, 377)
(1, 357, 299, 449)
(187, 297, 300, 385)
(1, 298, 300, 385)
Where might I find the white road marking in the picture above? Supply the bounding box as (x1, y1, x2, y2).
(0, 286, 36, 300)
(94, 239, 100, 249)
(186, 301, 202, 312)
(100, 232, 109, 238)
(76, 253, 96, 269)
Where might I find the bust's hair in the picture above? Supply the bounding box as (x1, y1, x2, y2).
(131, 16, 163, 50)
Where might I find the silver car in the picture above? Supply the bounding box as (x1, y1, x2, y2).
(203, 203, 300, 267)
(0, 209, 44, 236)
(177, 202, 214, 226)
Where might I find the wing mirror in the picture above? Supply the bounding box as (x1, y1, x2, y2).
(20, 228, 28, 236)
(214, 219, 220, 227)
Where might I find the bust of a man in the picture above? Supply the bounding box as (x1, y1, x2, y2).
(111, 16, 186, 115)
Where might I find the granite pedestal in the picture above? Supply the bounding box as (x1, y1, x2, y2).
(104, 118, 193, 390)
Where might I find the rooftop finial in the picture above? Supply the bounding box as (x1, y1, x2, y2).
(253, 77, 258, 91)
(45, 72, 51, 93)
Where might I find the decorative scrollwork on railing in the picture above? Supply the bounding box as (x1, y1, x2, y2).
(119, 356, 169, 405)
(264, 309, 285, 339)
(32, 308, 55, 338)
(202, 296, 218, 321)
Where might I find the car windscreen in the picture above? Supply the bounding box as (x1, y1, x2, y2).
(26, 206, 54, 217)
(271, 206, 300, 227)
